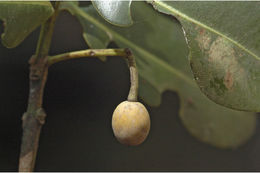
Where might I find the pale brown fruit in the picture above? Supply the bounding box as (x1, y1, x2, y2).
(112, 101, 150, 146)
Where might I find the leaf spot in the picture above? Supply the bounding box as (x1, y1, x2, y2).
(210, 77, 227, 96)
(195, 28, 211, 50)
(208, 37, 235, 64)
(224, 70, 233, 90)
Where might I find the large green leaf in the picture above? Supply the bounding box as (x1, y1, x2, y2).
(92, 0, 133, 27)
(62, 2, 257, 148)
(0, 1, 54, 48)
(149, 1, 260, 112)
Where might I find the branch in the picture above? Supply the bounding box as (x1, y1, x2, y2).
(48, 48, 138, 101)
(19, 2, 60, 172)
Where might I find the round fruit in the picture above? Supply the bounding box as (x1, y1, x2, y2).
(112, 101, 150, 146)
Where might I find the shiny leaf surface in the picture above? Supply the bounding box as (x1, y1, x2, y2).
(92, 0, 133, 27)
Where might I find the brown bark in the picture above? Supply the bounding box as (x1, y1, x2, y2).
(18, 2, 60, 171)
(19, 56, 48, 172)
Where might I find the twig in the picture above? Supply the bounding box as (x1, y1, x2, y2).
(47, 48, 126, 65)
(48, 48, 138, 101)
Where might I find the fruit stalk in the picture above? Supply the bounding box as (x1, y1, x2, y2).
(19, 2, 60, 172)
(125, 49, 138, 102)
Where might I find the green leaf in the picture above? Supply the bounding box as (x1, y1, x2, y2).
(149, 1, 260, 112)
(92, 0, 133, 27)
(61, 2, 108, 61)
(79, 12, 110, 61)
(63, 2, 256, 148)
(0, 1, 54, 48)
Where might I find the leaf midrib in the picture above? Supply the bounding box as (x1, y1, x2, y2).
(72, 3, 195, 87)
(153, 0, 260, 61)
